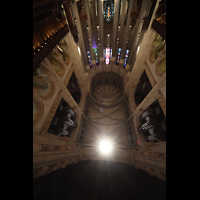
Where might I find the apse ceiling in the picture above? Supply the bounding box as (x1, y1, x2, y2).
(83, 72, 133, 149)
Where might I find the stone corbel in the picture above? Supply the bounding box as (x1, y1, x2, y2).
(86, 65, 91, 72)
(125, 64, 130, 72)
(99, 57, 104, 68)
(119, 59, 125, 69)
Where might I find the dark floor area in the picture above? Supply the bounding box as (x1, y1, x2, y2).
(33, 160, 166, 200)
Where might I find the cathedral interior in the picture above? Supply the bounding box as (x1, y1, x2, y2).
(33, 0, 166, 199)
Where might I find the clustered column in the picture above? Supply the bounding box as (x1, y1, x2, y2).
(121, 0, 135, 60)
(83, 0, 95, 61)
(127, 0, 148, 68)
(70, 1, 88, 68)
(98, 0, 104, 58)
(111, 0, 121, 60)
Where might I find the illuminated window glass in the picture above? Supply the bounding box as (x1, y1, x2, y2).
(116, 48, 122, 65)
(94, 48, 98, 65)
(103, 0, 114, 22)
(87, 51, 92, 68)
(124, 49, 129, 67)
(105, 47, 110, 65)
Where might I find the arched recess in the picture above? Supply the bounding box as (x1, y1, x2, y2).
(155, 57, 166, 76)
(48, 54, 65, 77)
(149, 37, 165, 63)
(58, 41, 71, 66)
(134, 71, 152, 106)
(33, 89, 44, 126)
(67, 72, 81, 105)
(89, 72, 125, 108)
(33, 66, 55, 100)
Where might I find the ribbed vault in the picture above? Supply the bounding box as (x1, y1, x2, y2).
(82, 72, 135, 150)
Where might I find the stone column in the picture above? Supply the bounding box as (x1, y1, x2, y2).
(99, 57, 104, 68)
(134, 72, 166, 113)
(112, 0, 121, 58)
(63, 3, 74, 29)
(98, 0, 104, 57)
(62, 33, 89, 94)
(71, 1, 88, 67)
(124, 0, 161, 95)
(83, 0, 94, 61)
(121, 0, 135, 59)
(127, 0, 148, 66)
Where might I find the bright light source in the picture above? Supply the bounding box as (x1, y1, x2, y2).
(57, 45, 63, 52)
(136, 45, 140, 55)
(78, 46, 81, 55)
(99, 140, 112, 154)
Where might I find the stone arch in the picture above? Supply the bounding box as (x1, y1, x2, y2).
(149, 37, 165, 63)
(49, 56, 65, 77)
(33, 67, 55, 100)
(33, 90, 44, 126)
(67, 72, 81, 105)
(155, 57, 166, 76)
(134, 70, 152, 106)
(58, 40, 71, 65)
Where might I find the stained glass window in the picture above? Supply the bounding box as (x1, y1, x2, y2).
(103, 0, 114, 22)
(87, 51, 92, 68)
(116, 48, 122, 65)
(124, 50, 129, 67)
(94, 48, 98, 65)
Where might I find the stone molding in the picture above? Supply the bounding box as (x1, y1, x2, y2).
(33, 89, 44, 127)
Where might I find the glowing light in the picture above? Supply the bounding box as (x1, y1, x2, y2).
(107, 7, 111, 18)
(124, 49, 129, 67)
(78, 46, 81, 55)
(105, 47, 110, 65)
(87, 51, 91, 67)
(99, 140, 112, 154)
(57, 45, 63, 52)
(136, 45, 140, 55)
